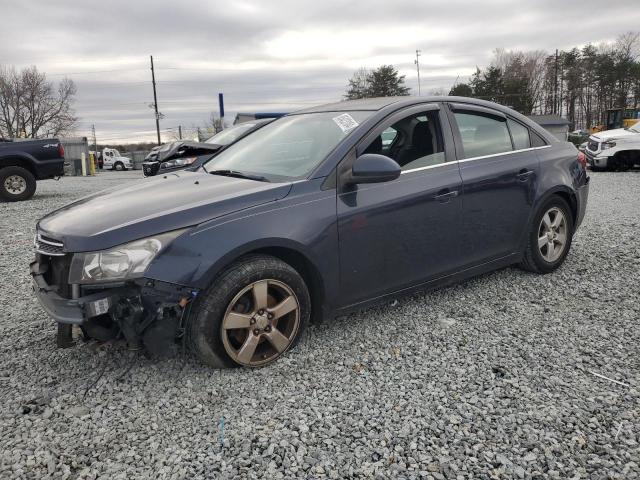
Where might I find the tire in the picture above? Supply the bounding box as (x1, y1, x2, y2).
(114, 162, 124, 171)
(519, 195, 574, 274)
(186, 254, 311, 368)
(0, 166, 37, 202)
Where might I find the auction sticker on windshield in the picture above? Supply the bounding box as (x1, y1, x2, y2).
(333, 113, 359, 133)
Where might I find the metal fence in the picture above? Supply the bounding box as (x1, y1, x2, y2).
(59, 137, 91, 176)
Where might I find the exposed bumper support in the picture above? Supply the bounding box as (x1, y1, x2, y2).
(30, 258, 197, 355)
(30, 260, 126, 325)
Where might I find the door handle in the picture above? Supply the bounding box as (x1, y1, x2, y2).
(516, 169, 534, 181)
(434, 189, 458, 203)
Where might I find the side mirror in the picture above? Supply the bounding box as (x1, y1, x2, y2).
(349, 153, 401, 185)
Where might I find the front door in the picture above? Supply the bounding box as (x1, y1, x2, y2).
(337, 105, 464, 307)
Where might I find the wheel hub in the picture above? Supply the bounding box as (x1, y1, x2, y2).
(5, 175, 26, 194)
(254, 313, 269, 330)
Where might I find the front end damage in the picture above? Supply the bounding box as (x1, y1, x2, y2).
(30, 253, 197, 356)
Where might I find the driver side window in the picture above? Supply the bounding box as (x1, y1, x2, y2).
(362, 110, 445, 171)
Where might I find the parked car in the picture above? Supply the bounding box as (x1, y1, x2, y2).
(0, 138, 65, 201)
(142, 119, 274, 177)
(102, 148, 132, 171)
(31, 97, 589, 368)
(585, 120, 640, 171)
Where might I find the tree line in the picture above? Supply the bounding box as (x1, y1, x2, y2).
(0, 66, 77, 140)
(346, 32, 640, 130)
(450, 33, 640, 129)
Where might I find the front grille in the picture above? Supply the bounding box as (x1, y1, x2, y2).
(143, 162, 160, 177)
(34, 233, 65, 256)
(588, 140, 599, 152)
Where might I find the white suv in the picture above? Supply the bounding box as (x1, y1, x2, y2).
(585, 121, 640, 171)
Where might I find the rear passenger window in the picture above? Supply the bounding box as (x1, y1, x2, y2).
(507, 119, 530, 150)
(454, 112, 513, 158)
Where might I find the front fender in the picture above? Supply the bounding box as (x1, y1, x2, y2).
(144, 178, 340, 304)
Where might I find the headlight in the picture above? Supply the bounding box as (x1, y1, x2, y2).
(601, 141, 616, 150)
(68, 230, 185, 284)
(160, 157, 198, 169)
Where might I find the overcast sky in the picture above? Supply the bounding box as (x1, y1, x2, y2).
(1, 0, 639, 143)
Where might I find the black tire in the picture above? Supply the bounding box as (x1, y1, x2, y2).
(519, 196, 574, 274)
(0, 166, 37, 202)
(185, 254, 311, 368)
(114, 162, 124, 171)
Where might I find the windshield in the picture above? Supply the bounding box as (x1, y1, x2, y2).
(205, 123, 258, 146)
(204, 111, 371, 180)
(629, 121, 640, 133)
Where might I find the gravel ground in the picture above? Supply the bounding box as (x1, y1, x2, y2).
(0, 169, 638, 479)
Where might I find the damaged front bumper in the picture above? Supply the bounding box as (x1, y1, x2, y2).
(31, 260, 125, 325)
(30, 258, 197, 354)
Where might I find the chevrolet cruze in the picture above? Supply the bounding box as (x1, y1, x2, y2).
(31, 97, 590, 368)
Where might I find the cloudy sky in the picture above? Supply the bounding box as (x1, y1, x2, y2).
(1, 0, 639, 143)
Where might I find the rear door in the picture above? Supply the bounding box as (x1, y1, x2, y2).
(446, 103, 539, 266)
(337, 104, 464, 306)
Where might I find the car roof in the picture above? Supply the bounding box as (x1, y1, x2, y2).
(293, 97, 412, 114)
(292, 96, 557, 142)
(292, 96, 533, 114)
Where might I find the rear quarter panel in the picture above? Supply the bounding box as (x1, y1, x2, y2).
(534, 141, 588, 230)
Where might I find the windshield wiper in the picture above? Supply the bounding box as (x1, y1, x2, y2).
(208, 169, 269, 182)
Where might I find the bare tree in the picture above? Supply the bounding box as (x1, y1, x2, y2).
(344, 68, 371, 100)
(0, 65, 77, 139)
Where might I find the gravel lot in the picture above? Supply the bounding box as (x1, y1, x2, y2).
(0, 169, 638, 479)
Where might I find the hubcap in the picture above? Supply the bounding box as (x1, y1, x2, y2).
(4, 175, 27, 195)
(537, 207, 567, 263)
(220, 279, 300, 367)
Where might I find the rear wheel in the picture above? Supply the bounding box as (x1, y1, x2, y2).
(519, 196, 574, 274)
(0, 166, 36, 201)
(186, 255, 310, 368)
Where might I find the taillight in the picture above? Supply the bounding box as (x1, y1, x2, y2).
(58, 143, 65, 159)
(577, 151, 586, 170)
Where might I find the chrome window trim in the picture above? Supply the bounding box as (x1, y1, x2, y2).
(456, 145, 551, 164)
(400, 145, 551, 175)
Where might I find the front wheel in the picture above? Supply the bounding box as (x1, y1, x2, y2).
(186, 255, 311, 368)
(0, 166, 37, 201)
(519, 196, 574, 274)
(114, 162, 125, 171)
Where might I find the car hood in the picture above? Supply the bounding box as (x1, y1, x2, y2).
(591, 128, 639, 141)
(38, 171, 292, 252)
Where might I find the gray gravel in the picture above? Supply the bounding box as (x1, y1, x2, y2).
(1, 169, 639, 479)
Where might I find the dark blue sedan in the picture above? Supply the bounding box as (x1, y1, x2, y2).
(31, 97, 589, 368)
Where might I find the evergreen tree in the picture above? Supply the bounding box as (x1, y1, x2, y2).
(344, 65, 410, 99)
(449, 83, 473, 96)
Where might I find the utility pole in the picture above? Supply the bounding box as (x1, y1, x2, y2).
(91, 124, 97, 156)
(150, 55, 161, 145)
(553, 49, 559, 115)
(414, 49, 422, 96)
(178, 125, 182, 140)
(218, 93, 225, 130)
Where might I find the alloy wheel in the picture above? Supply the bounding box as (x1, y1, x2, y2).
(4, 175, 27, 195)
(220, 279, 300, 367)
(537, 207, 568, 263)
